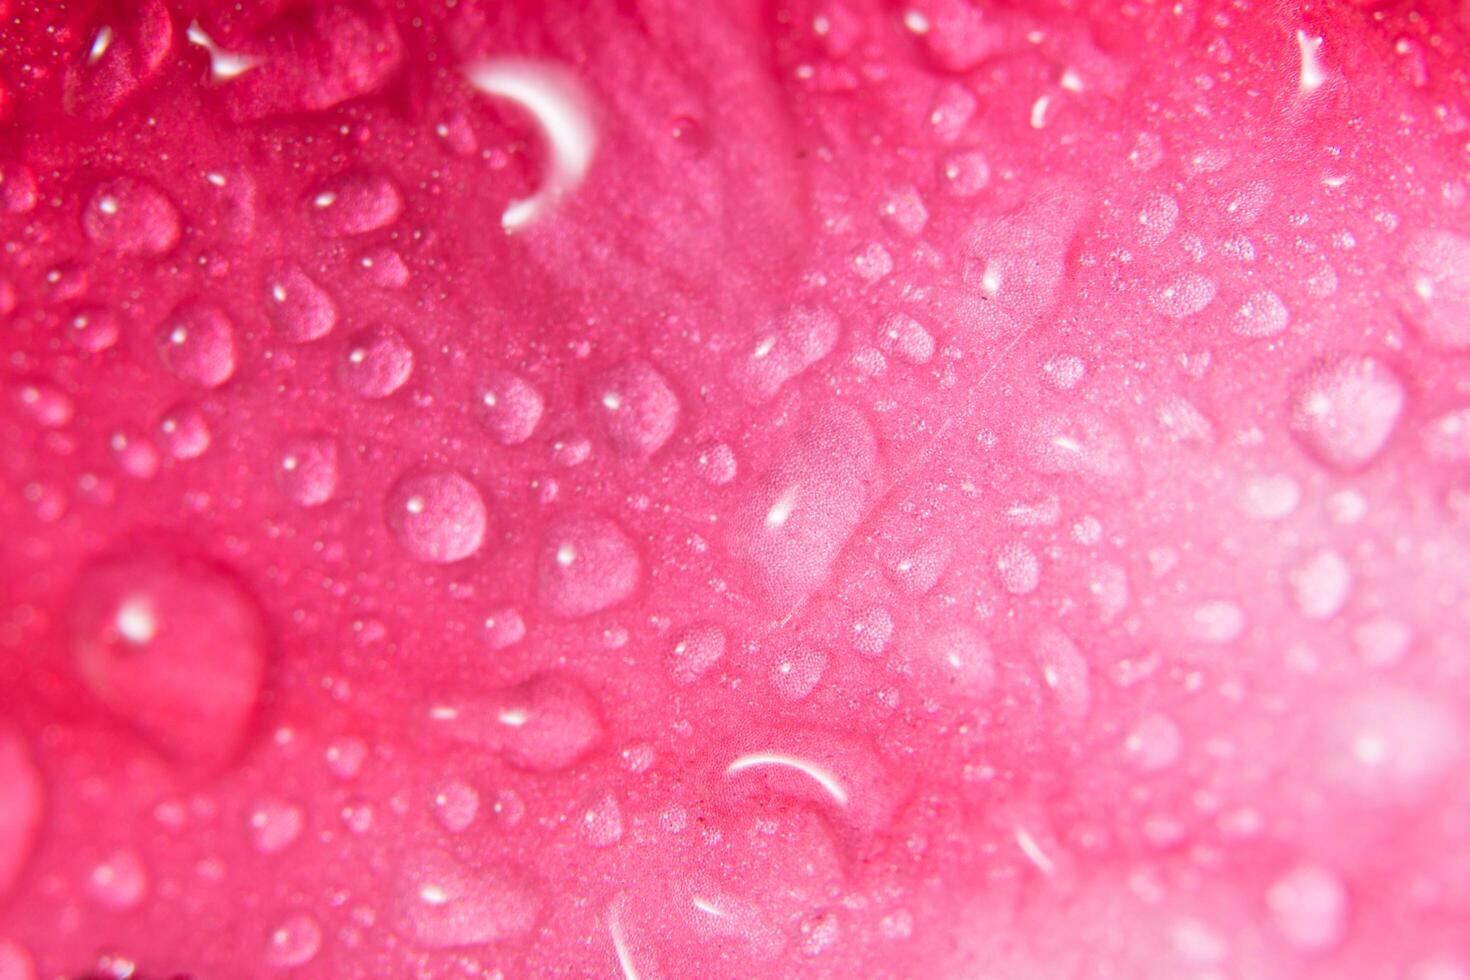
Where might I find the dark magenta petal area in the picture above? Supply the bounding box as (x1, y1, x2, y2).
(2, 0, 1470, 977)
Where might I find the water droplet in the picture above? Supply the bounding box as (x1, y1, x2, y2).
(668, 625, 726, 685)
(730, 305, 840, 404)
(879, 185, 928, 236)
(248, 798, 304, 854)
(537, 515, 640, 617)
(478, 371, 544, 446)
(385, 471, 488, 564)
(770, 644, 828, 701)
(339, 325, 413, 399)
(1266, 864, 1347, 952)
(877, 313, 936, 365)
(86, 848, 148, 910)
(431, 674, 603, 772)
(356, 246, 409, 288)
(995, 541, 1040, 595)
(157, 403, 211, 460)
(264, 913, 322, 968)
(0, 161, 37, 214)
(1290, 549, 1352, 621)
(0, 939, 35, 980)
(1425, 407, 1470, 462)
(695, 442, 738, 485)
(432, 780, 480, 833)
(324, 737, 367, 779)
(1124, 714, 1183, 772)
(1231, 289, 1290, 338)
(1397, 229, 1470, 349)
(1240, 474, 1300, 520)
(922, 623, 994, 696)
(1354, 617, 1411, 669)
(588, 360, 680, 457)
(276, 435, 339, 508)
(1031, 626, 1090, 719)
(941, 149, 990, 196)
(1150, 271, 1217, 318)
(264, 262, 337, 342)
(340, 801, 375, 834)
(0, 731, 43, 899)
(158, 303, 237, 388)
(11, 379, 74, 428)
(482, 608, 526, 651)
(1189, 599, 1246, 644)
(1022, 411, 1132, 483)
(307, 172, 402, 236)
(579, 792, 624, 848)
(1289, 355, 1404, 471)
(83, 177, 180, 256)
(399, 850, 538, 949)
(851, 242, 894, 282)
(1324, 687, 1463, 804)
(66, 308, 120, 353)
(1136, 192, 1179, 247)
(68, 549, 266, 766)
(850, 606, 894, 658)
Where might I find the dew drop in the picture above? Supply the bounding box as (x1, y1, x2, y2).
(1397, 229, 1470, 350)
(695, 442, 738, 485)
(1150, 271, 1217, 318)
(0, 161, 37, 214)
(483, 608, 526, 651)
(307, 173, 402, 237)
(1124, 714, 1183, 772)
(0, 939, 35, 980)
(1032, 626, 1090, 719)
(157, 303, 237, 388)
(1136, 192, 1179, 247)
(385, 471, 488, 564)
(850, 606, 894, 658)
(941, 149, 991, 196)
(1289, 355, 1404, 472)
(668, 625, 726, 685)
(730, 305, 840, 404)
(339, 325, 413, 400)
(1189, 599, 1246, 644)
(588, 360, 680, 457)
(579, 792, 624, 848)
(276, 435, 339, 508)
(538, 515, 640, 617)
(11, 379, 74, 429)
(1231, 289, 1290, 338)
(877, 313, 936, 365)
(995, 541, 1040, 595)
(264, 913, 322, 969)
(1240, 474, 1300, 520)
(324, 737, 367, 779)
(248, 798, 304, 855)
(879, 185, 929, 236)
(86, 848, 148, 910)
(399, 850, 538, 949)
(356, 246, 410, 288)
(83, 177, 180, 256)
(67, 308, 120, 353)
(1290, 549, 1352, 621)
(264, 262, 337, 342)
(1267, 864, 1347, 952)
(68, 550, 266, 766)
(478, 371, 544, 446)
(432, 780, 480, 833)
(770, 645, 828, 701)
(157, 403, 211, 460)
(924, 623, 995, 696)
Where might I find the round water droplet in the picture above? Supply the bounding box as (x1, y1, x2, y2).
(307, 172, 402, 237)
(66, 308, 120, 353)
(324, 737, 367, 779)
(1151, 271, 1217, 318)
(385, 470, 487, 564)
(578, 792, 624, 848)
(68, 549, 267, 766)
(157, 403, 211, 460)
(1289, 355, 1404, 471)
(264, 262, 337, 342)
(995, 541, 1040, 594)
(83, 177, 180, 256)
(478, 371, 544, 446)
(431, 674, 603, 773)
(483, 608, 526, 651)
(264, 913, 322, 969)
(538, 515, 640, 618)
(0, 161, 37, 214)
(923, 623, 994, 696)
(111, 431, 159, 479)
(157, 303, 237, 388)
(1266, 864, 1347, 952)
(86, 848, 148, 910)
(1231, 289, 1290, 338)
(941, 149, 990, 196)
(695, 442, 738, 485)
(1136, 192, 1179, 247)
(276, 435, 339, 508)
(588, 359, 680, 457)
(11, 379, 74, 428)
(668, 625, 726, 685)
(1290, 549, 1353, 621)
(432, 780, 479, 833)
(398, 849, 538, 949)
(248, 798, 304, 855)
(879, 185, 929, 236)
(339, 325, 413, 399)
(0, 731, 43, 900)
(1032, 626, 1090, 719)
(1124, 713, 1183, 772)
(877, 313, 936, 365)
(770, 645, 828, 700)
(850, 606, 894, 658)
(1397, 229, 1470, 350)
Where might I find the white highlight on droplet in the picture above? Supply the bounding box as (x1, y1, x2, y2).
(608, 899, 641, 980)
(115, 597, 157, 644)
(1013, 826, 1056, 876)
(466, 58, 596, 232)
(1297, 29, 1326, 94)
(765, 486, 799, 529)
(724, 752, 849, 806)
(186, 21, 261, 81)
(89, 26, 114, 63)
(691, 896, 727, 919)
(1029, 94, 1052, 129)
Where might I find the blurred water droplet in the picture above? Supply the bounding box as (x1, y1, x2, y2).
(265, 262, 337, 342)
(1231, 289, 1290, 338)
(84, 177, 180, 256)
(0, 162, 37, 214)
(264, 913, 322, 968)
(385, 471, 488, 564)
(578, 792, 624, 848)
(1267, 864, 1347, 952)
(157, 303, 237, 388)
(1397, 229, 1470, 349)
(399, 849, 538, 948)
(86, 848, 148, 910)
(483, 608, 526, 651)
(248, 798, 304, 854)
(66, 308, 120, 353)
(432, 780, 479, 833)
(11, 379, 74, 429)
(276, 435, 339, 508)
(0, 731, 43, 900)
(307, 173, 402, 236)
(157, 403, 210, 460)
(1290, 549, 1352, 621)
(668, 625, 725, 685)
(1289, 355, 1404, 471)
(1124, 714, 1183, 772)
(588, 360, 680, 457)
(0, 938, 35, 980)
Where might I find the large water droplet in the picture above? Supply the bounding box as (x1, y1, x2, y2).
(248, 798, 304, 854)
(1266, 864, 1347, 952)
(730, 305, 840, 404)
(398, 849, 538, 949)
(0, 731, 43, 900)
(668, 625, 726, 685)
(478, 371, 544, 446)
(265, 262, 337, 342)
(1022, 411, 1132, 484)
(1289, 355, 1404, 471)
(339, 325, 413, 399)
(264, 913, 322, 969)
(385, 471, 488, 564)
(588, 359, 680, 457)
(429, 674, 603, 772)
(537, 515, 640, 617)
(307, 172, 402, 237)
(1397, 229, 1470, 349)
(157, 303, 237, 388)
(86, 848, 148, 910)
(1032, 626, 1090, 719)
(276, 435, 339, 508)
(83, 177, 180, 256)
(68, 549, 267, 766)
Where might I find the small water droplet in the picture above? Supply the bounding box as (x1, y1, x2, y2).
(86, 848, 148, 910)
(941, 149, 990, 196)
(1032, 626, 1090, 719)
(1289, 355, 1404, 471)
(769, 644, 827, 700)
(386, 471, 488, 564)
(483, 608, 526, 650)
(264, 913, 322, 968)
(264, 262, 337, 342)
(538, 515, 640, 617)
(1266, 864, 1347, 952)
(1290, 549, 1352, 621)
(324, 737, 367, 779)
(307, 172, 402, 237)
(248, 798, 304, 854)
(695, 442, 738, 485)
(157, 403, 211, 460)
(399, 849, 538, 948)
(995, 541, 1040, 595)
(923, 623, 995, 696)
(1123, 714, 1183, 772)
(0, 161, 38, 214)
(588, 360, 680, 457)
(1397, 229, 1470, 350)
(1136, 192, 1179, 247)
(0, 731, 43, 899)
(850, 606, 894, 658)
(11, 379, 74, 428)
(276, 435, 339, 508)
(877, 313, 936, 365)
(84, 177, 180, 256)
(1189, 599, 1246, 644)
(578, 792, 624, 848)
(1231, 289, 1290, 338)
(478, 371, 544, 445)
(668, 625, 726, 685)
(432, 780, 479, 833)
(157, 303, 237, 388)
(356, 246, 409, 288)
(339, 325, 413, 399)
(66, 308, 120, 353)
(1150, 271, 1217, 318)
(879, 185, 928, 236)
